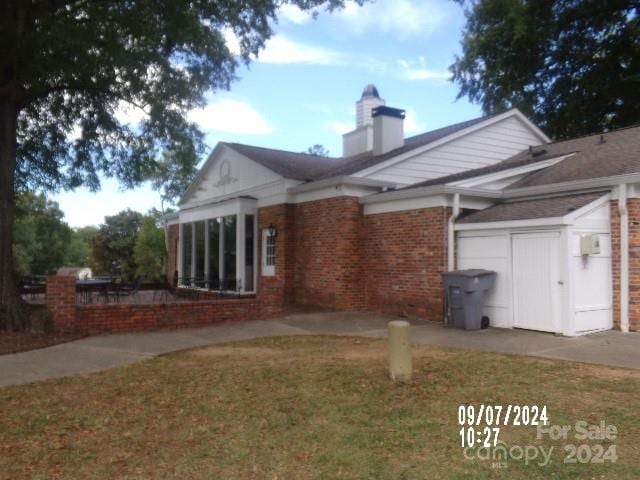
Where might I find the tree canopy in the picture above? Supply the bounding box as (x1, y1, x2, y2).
(451, 0, 640, 139)
(13, 193, 72, 276)
(90, 210, 144, 281)
(1, 0, 363, 328)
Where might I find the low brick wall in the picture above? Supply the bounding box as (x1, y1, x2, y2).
(77, 299, 279, 334)
(46, 275, 282, 334)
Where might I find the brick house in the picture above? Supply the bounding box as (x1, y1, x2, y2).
(167, 85, 640, 336)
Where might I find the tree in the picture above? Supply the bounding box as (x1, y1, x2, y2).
(13, 192, 72, 276)
(451, 0, 640, 139)
(306, 144, 330, 157)
(66, 226, 99, 268)
(146, 150, 199, 213)
(90, 210, 144, 282)
(134, 214, 167, 282)
(1, 0, 362, 329)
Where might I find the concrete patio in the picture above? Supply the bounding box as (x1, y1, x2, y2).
(1, 311, 639, 387)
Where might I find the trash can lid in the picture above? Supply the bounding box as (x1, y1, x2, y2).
(441, 269, 496, 277)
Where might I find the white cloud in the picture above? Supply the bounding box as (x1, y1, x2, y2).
(329, 121, 355, 135)
(278, 4, 312, 25)
(337, 0, 450, 40)
(257, 35, 342, 65)
(114, 101, 149, 125)
(188, 99, 273, 135)
(397, 58, 449, 81)
(404, 109, 427, 134)
(222, 28, 241, 56)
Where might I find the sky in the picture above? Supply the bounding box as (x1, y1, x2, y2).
(53, 0, 482, 228)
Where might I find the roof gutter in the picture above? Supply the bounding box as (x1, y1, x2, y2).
(448, 193, 460, 271)
(503, 173, 640, 199)
(361, 172, 640, 206)
(288, 175, 396, 194)
(359, 185, 502, 204)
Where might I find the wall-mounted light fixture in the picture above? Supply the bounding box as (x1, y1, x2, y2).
(267, 224, 278, 238)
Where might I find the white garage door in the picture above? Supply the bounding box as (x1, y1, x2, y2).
(512, 232, 562, 333)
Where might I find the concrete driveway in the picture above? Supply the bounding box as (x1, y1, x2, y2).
(1, 311, 639, 387)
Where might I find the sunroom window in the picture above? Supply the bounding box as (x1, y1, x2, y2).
(178, 200, 257, 293)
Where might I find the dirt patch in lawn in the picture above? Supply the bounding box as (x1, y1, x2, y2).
(0, 331, 86, 355)
(189, 346, 281, 358)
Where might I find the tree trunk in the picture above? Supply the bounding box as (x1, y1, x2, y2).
(0, 87, 29, 331)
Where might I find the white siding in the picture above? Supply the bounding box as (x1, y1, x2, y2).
(457, 232, 511, 328)
(568, 202, 612, 333)
(357, 115, 544, 186)
(181, 147, 286, 209)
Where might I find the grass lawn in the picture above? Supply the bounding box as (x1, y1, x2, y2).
(1, 335, 639, 479)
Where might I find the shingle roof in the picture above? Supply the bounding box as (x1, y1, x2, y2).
(409, 124, 640, 191)
(457, 193, 604, 224)
(222, 143, 343, 181)
(506, 125, 640, 189)
(224, 113, 495, 181)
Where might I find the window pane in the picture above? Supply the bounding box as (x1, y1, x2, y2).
(194, 221, 205, 283)
(223, 215, 237, 290)
(266, 233, 276, 266)
(244, 215, 255, 292)
(181, 223, 192, 284)
(208, 219, 220, 289)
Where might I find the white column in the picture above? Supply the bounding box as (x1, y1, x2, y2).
(191, 223, 196, 283)
(237, 214, 246, 293)
(204, 220, 210, 288)
(177, 223, 183, 282)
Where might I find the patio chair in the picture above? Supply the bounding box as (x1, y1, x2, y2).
(152, 275, 178, 303)
(106, 277, 142, 303)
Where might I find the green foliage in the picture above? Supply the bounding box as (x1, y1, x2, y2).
(90, 210, 144, 281)
(134, 216, 167, 282)
(451, 0, 640, 139)
(9, 0, 361, 194)
(13, 193, 72, 276)
(306, 144, 330, 157)
(145, 150, 199, 211)
(66, 226, 99, 268)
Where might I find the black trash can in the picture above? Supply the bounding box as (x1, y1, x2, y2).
(441, 269, 496, 330)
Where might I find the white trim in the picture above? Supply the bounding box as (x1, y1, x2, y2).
(449, 155, 571, 188)
(363, 194, 494, 215)
(261, 229, 276, 276)
(456, 217, 567, 231)
(352, 109, 550, 178)
(360, 185, 502, 205)
(179, 197, 257, 224)
(288, 175, 395, 193)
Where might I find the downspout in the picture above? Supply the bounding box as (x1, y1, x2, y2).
(448, 193, 460, 271)
(618, 184, 630, 333)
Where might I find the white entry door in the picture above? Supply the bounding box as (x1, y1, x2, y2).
(511, 232, 562, 333)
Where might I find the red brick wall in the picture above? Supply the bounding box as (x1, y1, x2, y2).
(257, 204, 296, 308)
(45, 276, 77, 332)
(364, 207, 450, 320)
(166, 223, 179, 285)
(76, 298, 277, 334)
(292, 197, 366, 310)
(610, 199, 640, 331)
(45, 276, 282, 334)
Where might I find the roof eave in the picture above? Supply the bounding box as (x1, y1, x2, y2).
(288, 175, 396, 194)
(503, 172, 640, 199)
(359, 185, 503, 205)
